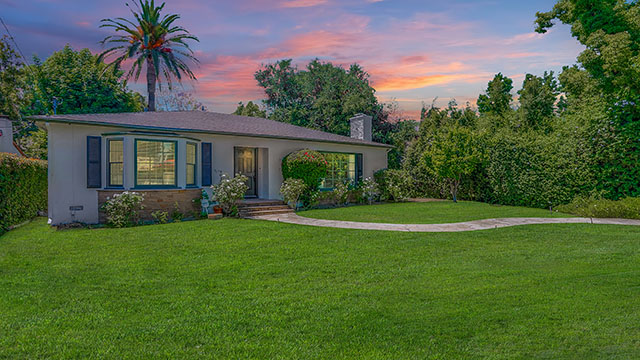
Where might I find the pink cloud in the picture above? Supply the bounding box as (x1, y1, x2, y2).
(279, 0, 328, 8)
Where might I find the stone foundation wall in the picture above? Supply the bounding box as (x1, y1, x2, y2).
(98, 189, 202, 223)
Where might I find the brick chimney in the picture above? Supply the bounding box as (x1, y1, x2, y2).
(349, 113, 372, 142)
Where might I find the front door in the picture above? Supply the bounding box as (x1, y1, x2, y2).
(234, 147, 257, 197)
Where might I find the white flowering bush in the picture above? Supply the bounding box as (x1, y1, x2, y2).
(333, 181, 350, 206)
(359, 177, 379, 205)
(211, 173, 249, 215)
(280, 178, 306, 210)
(102, 191, 145, 228)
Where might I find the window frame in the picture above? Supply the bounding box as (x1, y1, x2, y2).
(106, 138, 124, 188)
(186, 141, 197, 187)
(319, 151, 359, 190)
(134, 138, 178, 189)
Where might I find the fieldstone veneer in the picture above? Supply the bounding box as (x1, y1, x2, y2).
(98, 189, 201, 223)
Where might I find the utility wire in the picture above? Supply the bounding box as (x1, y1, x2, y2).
(0, 17, 35, 77)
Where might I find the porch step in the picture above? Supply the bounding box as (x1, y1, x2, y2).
(241, 209, 294, 217)
(238, 200, 286, 208)
(238, 199, 293, 218)
(240, 205, 292, 212)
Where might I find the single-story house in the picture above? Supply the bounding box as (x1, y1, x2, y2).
(30, 111, 390, 225)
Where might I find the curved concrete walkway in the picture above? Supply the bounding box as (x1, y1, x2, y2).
(250, 213, 640, 232)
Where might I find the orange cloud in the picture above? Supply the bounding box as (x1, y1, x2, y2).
(374, 74, 487, 92)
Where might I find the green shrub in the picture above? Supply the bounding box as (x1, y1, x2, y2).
(557, 196, 640, 219)
(0, 153, 47, 234)
(374, 169, 412, 202)
(282, 149, 327, 205)
(282, 149, 327, 190)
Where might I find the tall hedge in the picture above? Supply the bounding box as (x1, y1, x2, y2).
(484, 129, 594, 208)
(0, 153, 47, 234)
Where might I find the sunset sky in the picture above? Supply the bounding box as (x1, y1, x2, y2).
(2, 0, 583, 119)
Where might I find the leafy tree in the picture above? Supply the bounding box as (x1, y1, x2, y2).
(424, 125, 481, 202)
(536, 0, 640, 199)
(233, 101, 266, 118)
(255, 59, 391, 141)
(517, 72, 558, 131)
(477, 73, 514, 118)
(99, 0, 199, 111)
(0, 36, 23, 120)
(22, 46, 144, 115)
(156, 90, 205, 111)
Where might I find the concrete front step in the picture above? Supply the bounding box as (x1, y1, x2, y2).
(238, 201, 286, 208)
(240, 205, 291, 212)
(241, 209, 294, 217)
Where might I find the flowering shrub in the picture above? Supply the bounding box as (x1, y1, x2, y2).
(374, 169, 411, 202)
(332, 181, 350, 206)
(282, 149, 328, 192)
(358, 177, 379, 205)
(211, 173, 249, 215)
(102, 191, 145, 228)
(280, 178, 306, 210)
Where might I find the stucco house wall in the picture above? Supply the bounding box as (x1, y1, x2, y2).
(45, 122, 389, 225)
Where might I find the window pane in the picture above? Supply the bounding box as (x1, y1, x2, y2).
(187, 164, 195, 185)
(187, 143, 196, 164)
(110, 163, 123, 186)
(108, 140, 123, 186)
(320, 152, 356, 189)
(136, 140, 176, 186)
(109, 140, 123, 162)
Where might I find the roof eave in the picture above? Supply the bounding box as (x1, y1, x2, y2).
(29, 116, 393, 149)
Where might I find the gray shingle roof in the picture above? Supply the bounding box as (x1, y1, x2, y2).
(29, 111, 390, 148)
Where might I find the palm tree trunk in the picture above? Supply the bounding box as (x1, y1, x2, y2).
(146, 55, 157, 111)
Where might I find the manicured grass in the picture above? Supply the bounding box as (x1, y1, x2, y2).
(300, 201, 573, 224)
(2, 218, 640, 358)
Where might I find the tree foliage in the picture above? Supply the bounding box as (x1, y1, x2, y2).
(156, 90, 205, 111)
(254, 59, 397, 143)
(0, 36, 23, 120)
(424, 125, 481, 202)
(536, 0, 640, 199)
(477, 73, 514, 118)
(517, 72, 558, 131)
(22, 46, 144, 116)
(232, 101, 266, 118)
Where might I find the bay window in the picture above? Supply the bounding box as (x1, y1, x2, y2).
(135, 139, 177, 187)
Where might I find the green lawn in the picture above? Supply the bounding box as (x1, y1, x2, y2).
(300, 201, 573, 224)
(2, 217, 640, 358)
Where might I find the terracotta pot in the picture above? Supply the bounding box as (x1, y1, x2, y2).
(213, 206, 223, 214)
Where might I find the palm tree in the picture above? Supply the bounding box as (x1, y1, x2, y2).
(98, 0, 199, 111)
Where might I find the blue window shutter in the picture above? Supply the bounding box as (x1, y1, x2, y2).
(87, 136, 101, 188)
(201, 142, 212, 186)
(356, 153, 363, 184)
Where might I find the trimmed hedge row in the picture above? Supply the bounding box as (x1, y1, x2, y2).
(0, 153, 47, 234)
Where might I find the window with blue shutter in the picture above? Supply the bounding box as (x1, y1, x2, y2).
(87, 136, 102, 188)
(201, 142, 212, 186)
